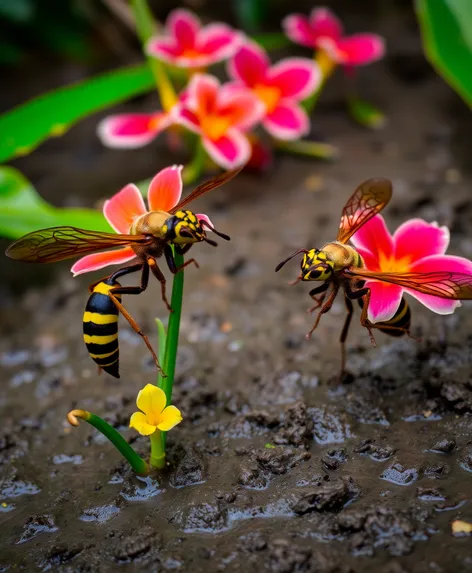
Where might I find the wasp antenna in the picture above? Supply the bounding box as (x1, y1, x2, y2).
(200, 220, 231, 241)
(275, 249, 309, 272)
(203, 237, 218, 247)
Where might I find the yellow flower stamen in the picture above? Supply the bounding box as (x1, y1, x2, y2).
(253, 84, 281, 114)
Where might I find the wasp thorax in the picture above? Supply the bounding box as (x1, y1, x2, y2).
(131, 211, 170, 237)
(301, 249, 335, 282)
(163, 210, 205, 245)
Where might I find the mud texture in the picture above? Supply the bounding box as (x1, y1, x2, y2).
(2, 4, 472, 573)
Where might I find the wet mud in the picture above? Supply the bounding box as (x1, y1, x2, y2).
(2, 10, 472, 573)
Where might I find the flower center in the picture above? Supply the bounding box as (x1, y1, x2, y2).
(200, 115, 231, 140)
(181, 47, 202, 59)
(253, 84, 281, 114)
(378, 252, 411, 273)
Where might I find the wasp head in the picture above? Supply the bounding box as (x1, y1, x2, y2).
(162, 210, 230, 247)
(301, 249, 334, 281)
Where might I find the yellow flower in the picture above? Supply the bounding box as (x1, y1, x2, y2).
(129, 384, 182, 436)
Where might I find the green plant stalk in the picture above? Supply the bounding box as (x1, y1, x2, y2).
(67, 409, 149, 475)
(130, 0, 177, 112)
(274, 139, 338, 160)
(182, 140, 207, 185)
(150, 430, 166, 468)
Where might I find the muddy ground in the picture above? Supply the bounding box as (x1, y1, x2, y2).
(1, 6, 472, 573)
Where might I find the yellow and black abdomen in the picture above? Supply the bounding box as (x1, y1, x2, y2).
(359, 296, 411, 337)
(83, 279, 121, 378)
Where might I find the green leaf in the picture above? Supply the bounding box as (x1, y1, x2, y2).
(416, 0, 472, 107)
(0, 0, 34, 23)
(347, 98, 386, 130)
(252, 32, 292, 51)
(0, 167, 111, 239)
(0, 63, 155, 163)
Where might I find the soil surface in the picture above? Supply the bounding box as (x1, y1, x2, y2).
(2, 7, 472, 573)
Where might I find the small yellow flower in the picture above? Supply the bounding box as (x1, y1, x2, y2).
(129, 384, 182, 436)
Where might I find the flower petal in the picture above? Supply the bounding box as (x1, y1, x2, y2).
(268, 58, 321, 100)
(148, 165, 183, 212)
(350, 215, 394, 270)
(227, 41, 269, 87)
(407, 254, 472, 314)
(196, 213, 214, 231)
(187, 73, 219, 117)
(136, 384, 167, 424)
(97, 113, 168, 149)
(203, 129, 250, 169)
(263, 101, 310, 140)
(174, 105, 201, 133)
(146, 37, 182, 63)
(167, 9, 199, 51)
(366, 281, 403, 323)
(71, 247, 136, 277)
(394, 219, 450, 262)
(156, 405, 183, 431)
(103, 183, 147, 234)
(198, 23, 241, 58)
(331, 34, 385, 66)
(309, 7, 343, 41)
(219, 84, 265, 130)
(129, 412, 156, 436)
(282, 14, 315, 47)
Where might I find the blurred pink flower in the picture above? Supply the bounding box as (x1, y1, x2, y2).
(97, 112, 171, 148)
(227, 41, 320, 140)
(175, 73, 264, 169)
(350, 215, 472, 323)
(147, 9, 242, 68)
(283, 7, 385, 67)
(71, 166, 209, 276)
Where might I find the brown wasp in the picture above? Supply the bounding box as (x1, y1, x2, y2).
(276, 178, 472, 372)
(6, 169, 240, 377)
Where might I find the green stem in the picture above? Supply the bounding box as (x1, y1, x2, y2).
(67, 409, 149, 476)
(150, 430, 166, 468)
(275, 139, 339, 160)
(182, 140, 207, 185)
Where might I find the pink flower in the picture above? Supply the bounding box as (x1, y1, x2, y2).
(97, 112, 171, 148)
(227, 41, 320, 140)
(350, 215, 472, 323)
(71, 165, 210, 276)
(175, 73, 264, 169)
(147, 8, 242, 68)
(283, 7, 385, 67)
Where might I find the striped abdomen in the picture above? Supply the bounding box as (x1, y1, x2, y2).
(359, 296, 411, 337)
(83, 279, 121, 378)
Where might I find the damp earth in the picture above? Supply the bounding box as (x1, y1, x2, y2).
(2, 9, 472, 573)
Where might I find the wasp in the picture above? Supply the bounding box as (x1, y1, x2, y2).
(6, 169, 239, 378)
(276, 178, 472, 372)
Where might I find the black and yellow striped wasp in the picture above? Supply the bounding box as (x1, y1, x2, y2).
(6, 169, 239, 378)
(276, 178, 472, 372)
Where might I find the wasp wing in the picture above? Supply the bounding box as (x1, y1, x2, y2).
(170, 167, 243, 213)
(336, 178, 392, 244)
(5, 226, 152, 263)
(342, 267, 472, 300)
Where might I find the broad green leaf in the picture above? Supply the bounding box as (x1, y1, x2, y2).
(0, 63, 155, 163)
(416, 0, 472, 107)
(0, 0, 34, 22)
(0, 167, 111, 239)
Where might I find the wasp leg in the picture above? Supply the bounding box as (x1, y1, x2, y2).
(146, 257, 172, 312)
(306, 284, 339, 339)
(164, 244, 200, 274)
(307, 282, 329, 313)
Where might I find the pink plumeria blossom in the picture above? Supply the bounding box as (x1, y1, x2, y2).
(175, 73, 264, 169)
(350, 215, 472, 323)
(146, 8, 242, 69)
(283, 7, 385, 67)
(71, 165, 209, 276)
(97, 112, 171, 149)
(227, 41, 320, 140)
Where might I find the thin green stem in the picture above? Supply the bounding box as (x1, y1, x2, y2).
(182, 140, 207, 185)
(275, 139, 339, 160)
(155, 318, 167, 388)
(67, 409, 149, 475)
(150, 430, 166, 468)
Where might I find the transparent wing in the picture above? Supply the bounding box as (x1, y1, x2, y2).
(5, 226, 151, 263)
(342, 267, 472, 300)
(171, 167, 243, 213)
(336, 178, 392, 244)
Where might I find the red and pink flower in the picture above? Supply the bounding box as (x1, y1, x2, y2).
(97, 112, 171, 148)
(227, 41, 320, 140)
(175, 73, 264, 169)
(71, 165, 210, 276)
(147, 8, 242, 69)
(350, 215, 472, 323)
(283, 7, 385, 67)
